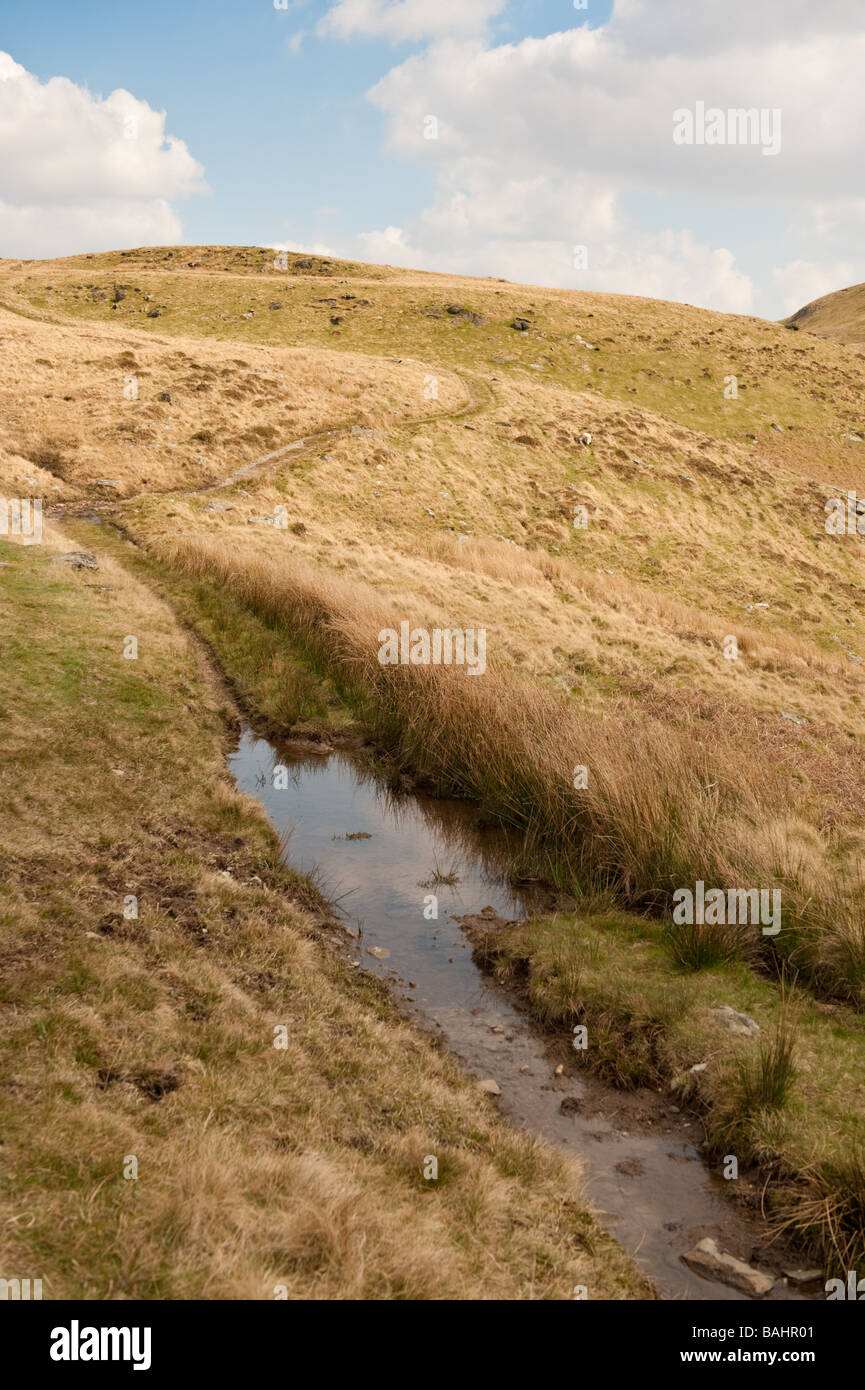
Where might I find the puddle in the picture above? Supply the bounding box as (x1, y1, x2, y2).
(229, 727, 807, 1302)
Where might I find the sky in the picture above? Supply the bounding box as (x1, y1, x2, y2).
(0, 0, 863, 318)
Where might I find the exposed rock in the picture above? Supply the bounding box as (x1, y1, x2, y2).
(269, 302, 283, 310)
(159, 391, 172, 403)
(682, 1238, 775, 1297)
(446, 305, 486, 326)
(781, 710, 809, 725)
(713, 1005, 760, 1036)
(95, 479, 120, 490)
(53, 552, 99, 570)
(366, 945, 390, 960)
(784, 1268, 822, 1286)
(511, 317, 531, 331)
(478, 1078, 501, 1096)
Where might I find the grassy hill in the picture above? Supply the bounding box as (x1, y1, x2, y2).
(784, 279, 865, 345)
(2, 245, 864, 1290)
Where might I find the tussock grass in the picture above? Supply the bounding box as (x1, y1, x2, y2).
(0, 533, 647, 1300)
(468, 908, 865, 1270)
(151, 533, 865, 1007)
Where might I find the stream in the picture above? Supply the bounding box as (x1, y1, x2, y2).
(229, 727, 806, 1302)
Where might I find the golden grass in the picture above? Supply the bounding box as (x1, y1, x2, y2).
(0, 530, 647, 1300)
(144, 531, 865, 1006)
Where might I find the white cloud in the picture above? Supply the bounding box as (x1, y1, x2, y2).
(771, 259, 861, 316)
(317, 0, 505, 43)
(351, 17, 865, 312)
(610, 0, 865, 56)
(0, 51, 206, 257)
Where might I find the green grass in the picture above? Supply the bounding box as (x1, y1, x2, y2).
(468, 906, 865, 1273)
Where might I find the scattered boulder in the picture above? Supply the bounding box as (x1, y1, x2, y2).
(781, 710, 809, 726)
(713, 1005, 760, 1036)
(478, 1078, 501, 1096)
(54, 551, 99, 571)
(784, 1268, 822, 1286)
(446, 305, 486, 326)
(511, 317, 531, 331)
(146, 309, 161, 318)
(682, 1238, 775, 1297)
(95, 479, 121, 490)
(269, 302, 283, 310)
(366, 945, 390, 960)
(159, 391, 172, 403)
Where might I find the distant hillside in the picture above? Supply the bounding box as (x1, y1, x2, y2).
(784, 279, 865, 343)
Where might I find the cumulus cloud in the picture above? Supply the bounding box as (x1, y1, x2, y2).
(771, 259, 861, 316)
(610, 0, 865, 56)
(348, 11, 865, 312)
(0, 51, 206, 257)
(317, 0, 505, 43)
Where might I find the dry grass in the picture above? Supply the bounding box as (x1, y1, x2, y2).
(5, 242, 865, 1289)
(0, 530, 646, 1300)
(141, 532, 865, 1006)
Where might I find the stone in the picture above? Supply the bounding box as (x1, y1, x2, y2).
(54, 551, 99, 570)
(511, 317, 531, 331)
(781, 710, 809, 725)
(713, 1005, 760, 1036)
(478, 1078, 501, 1096)
(682, 1238, 775, 1297)
(784, 1268, 822, 1286)
(366, 945, 390, 960)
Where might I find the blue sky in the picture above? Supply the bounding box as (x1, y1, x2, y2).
(1, 0, 862, 317)
(0, 0, 610, 250)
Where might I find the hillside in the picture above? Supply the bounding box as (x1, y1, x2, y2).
(784, 279, 865, 344)
(2, 244, 865, 1293)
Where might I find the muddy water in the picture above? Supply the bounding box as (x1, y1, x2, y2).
(229, 728, 803, 1302)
